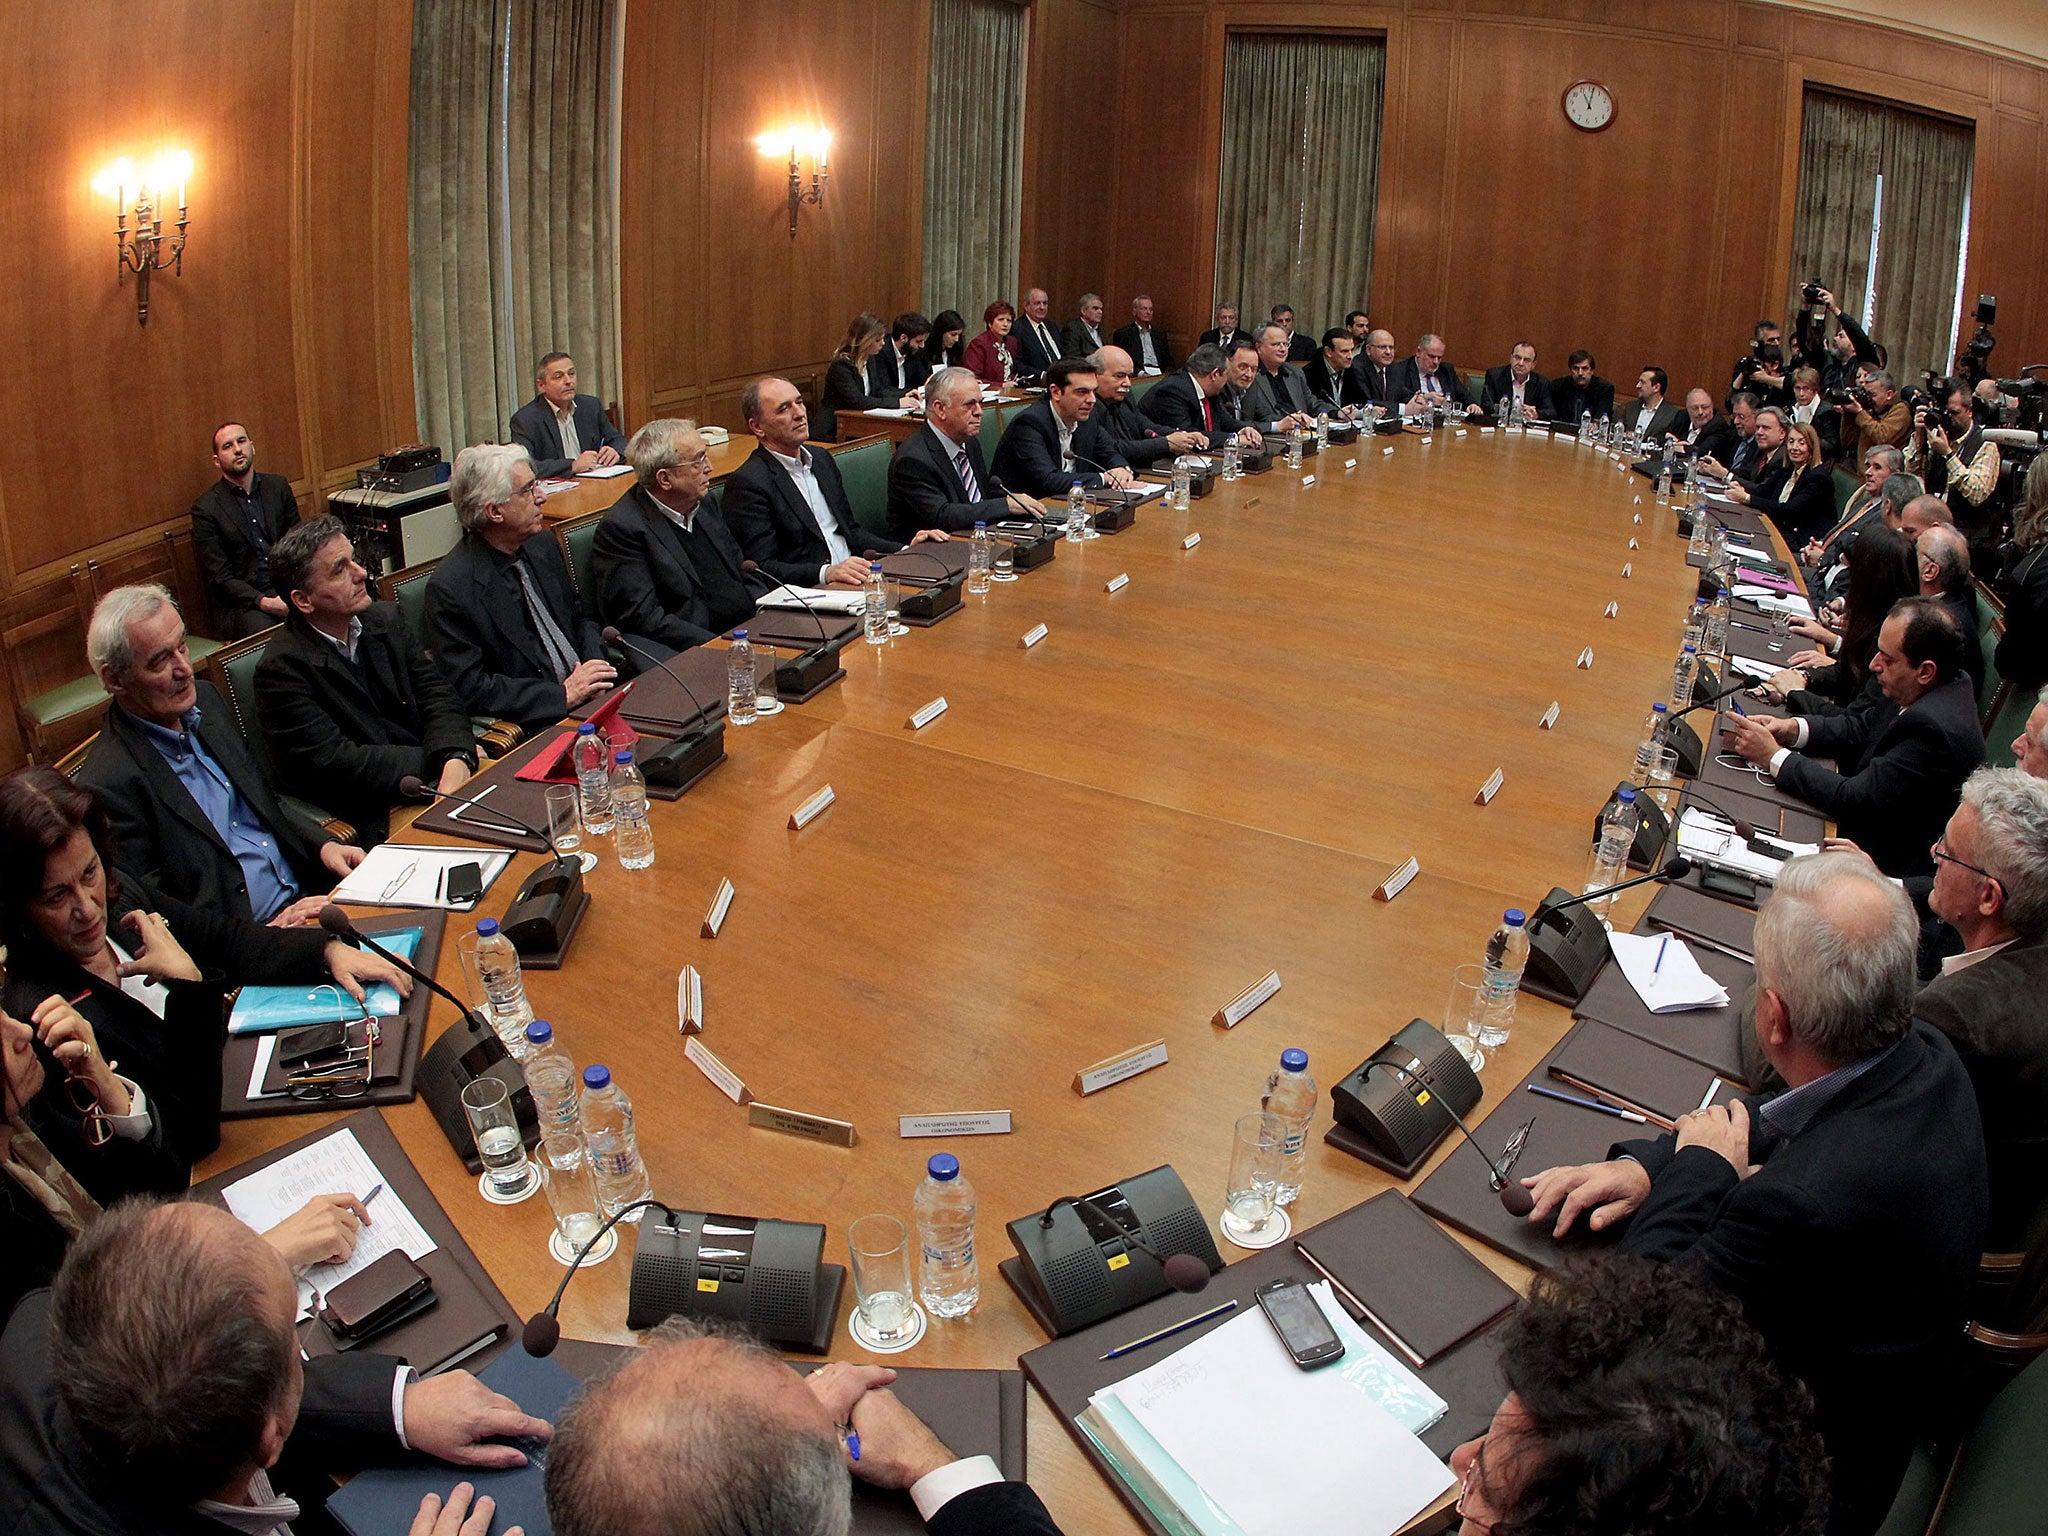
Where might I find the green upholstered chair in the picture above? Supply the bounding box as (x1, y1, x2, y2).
(202, 630, 353, 841)
(378, 558, 522, 757)
(831, 436, 895, 540)
(1129, 374, 1161, 405)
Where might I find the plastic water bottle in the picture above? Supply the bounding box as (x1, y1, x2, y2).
(580, 1064, 653, 1220)
(1655, 464, 1673, 505)
(572, 721, 615, 836)
(1065, 481, 1088, 541)
(1587, 788, 1639, 918)
(469, 918, 533, 1055)
(727, 631, 757, 726)
(1478, 912, 1529, 1048)
(1705, 588, 1731, 658)
(1286, 426, 1304, 470)
(864, 564, 888, 644)
(611, 750, 655, 870)
(1260, 1049, 1317, 1206)
(522, 1020, 581, 1133)
(1221, 432, 1242, 481)
(1673, 642, 1699, 711)
(1682, 600, 1707, 652)
(1498, 395, 1512, 430)
(912, 1153, 979, 1317)
(1170, 459, 1192, 511)
(967, 522, 993, 593)
(1315, 410, 1330, 449)
(1631, 701, 1670, 786)
(1579, 410, 1592, 442)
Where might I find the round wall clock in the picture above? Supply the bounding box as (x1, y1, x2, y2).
(1562, 80, 1616, 132)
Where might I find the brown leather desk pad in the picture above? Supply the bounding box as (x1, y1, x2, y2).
(1574, 908, 1756, 1085)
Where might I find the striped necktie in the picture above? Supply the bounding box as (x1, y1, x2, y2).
(954, 447, 981, 502)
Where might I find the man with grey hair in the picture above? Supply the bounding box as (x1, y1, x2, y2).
(1012, 288, 1063, 380)
(1523, 851, 1987, 1535)
(592, 418, 773, 658)
(885, 368, 1039, 539)
(425, 442, 614, 735)
(77, 583, 361, 923)
(543, 1318, 1061, 1536)
(1389, 333, 1479, 417)
(1110, 295, 1174, 376)
(2012, 688, 2048, 779)
(1060, 293, 1106, 361)
(1239, 322, 1315, 433)
(1197, 302, 1247, 354)
(1917, 767, 2048, 1250)
(1803, 445, 1906, 586)
(1915, 522, 1984, 695)
(1842, 365, 1911, 457)
(1087, 346, 1210, 469)
(510, 351, 628, 478)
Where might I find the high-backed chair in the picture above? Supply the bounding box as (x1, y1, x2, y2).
(377, 558, 523, 756)
(200, 631, 353, 842)
(829, 435, 895, 540)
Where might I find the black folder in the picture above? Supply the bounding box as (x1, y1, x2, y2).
(1547, 1019, 1742, 1126)
(1643, 883, 1759, 960)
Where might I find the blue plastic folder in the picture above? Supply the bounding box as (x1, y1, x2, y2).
(327, 1349, 579, 1536)
(226, 927, 425, 1035)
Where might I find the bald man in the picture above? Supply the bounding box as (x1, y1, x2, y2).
(1354, 329, 1404, 409)
(545, 1318, 1062, 1536)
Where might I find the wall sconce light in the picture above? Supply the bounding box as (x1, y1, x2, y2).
(754, 128, 830, 237)
(90, 151, 193, 326)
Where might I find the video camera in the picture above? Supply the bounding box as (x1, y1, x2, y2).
(1960, 295, 1997, 386)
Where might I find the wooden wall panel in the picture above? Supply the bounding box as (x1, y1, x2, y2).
(1019, 0, 1121, 317)
(1107, 9, 1211, 345)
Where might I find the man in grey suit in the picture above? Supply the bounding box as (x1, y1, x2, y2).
(1239, 323, 1315, 434)
(1062, 294, 1108, 360)
(509, 352, 629, 478)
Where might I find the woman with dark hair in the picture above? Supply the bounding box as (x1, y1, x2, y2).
(924, 310, 966, 372)
(962, 300, 1019, 389)
(1770, 523, 1917, 713)
(0, 768, 406, 1168)
(818, 312, 903, 441)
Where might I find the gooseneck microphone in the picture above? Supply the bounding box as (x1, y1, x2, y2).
(595, 629, 729, 792)
(319, 904, 481, 1026)
(1676, 673, 1754, 717)
(1537, 856, 1694, 919)
(599, 628, 714, 724)
(1673, 789, 1757, 842)
(398, 773, 559, 852)
(731, 564, 836, 673)
(1358, 1061, 1536, 1217)
(1038, 1194, 1211, 1294)
(522, 1196, 677, 1356)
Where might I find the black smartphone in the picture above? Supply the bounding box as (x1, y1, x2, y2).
(444, 862, 484, 906)
(278, 1020, 350, 1069)
(1253, 1277, 1345, 1369)
(1700, 865, 1759, 902)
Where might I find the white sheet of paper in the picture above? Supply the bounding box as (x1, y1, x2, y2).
(754, 583, 868, 615)
(1732, 585, 1814, 618)
(1727, 654, 1779, 681)
(1607, 930, 1731, 1013)
(329, 842, 512, 908)
(862, 407, 916, 418)
(1677, 808, 1818, 883)
(575, 463, 633, 479)
(246, 1034, 281, 1099)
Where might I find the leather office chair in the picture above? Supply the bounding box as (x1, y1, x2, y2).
(379, 560, 523, 758)
(202, 630, 355, 844)
(828, 435, 894, 540)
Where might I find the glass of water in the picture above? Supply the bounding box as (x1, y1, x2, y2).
(1219, 1112, 1289, 1248)
(992, 537, 1017, 582)
(544, 784, 597, 872)
(847, 1214, 923, 1347)
(1768, 610, 1791, 652)
(462, 1076, 537, 1202)
(1443, 963, 1488, 1073)
(540, 1130, 616, 1265)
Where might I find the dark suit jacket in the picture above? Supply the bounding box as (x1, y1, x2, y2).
(1198, 327, 1251, 354)
(820, 357, 901, 441)
(425, 531, 606, 735)
(722, 444, 903, 587)
(190, 474, 299, 637)
(1061, 319, 1107, 360)
(1142, 373, 1234, 447)
(1918, 935, 2048, 1251)
(1777, 673, 1987, 879)
(1613, 396, 1685, 442)
(76, 682, 334, 923)
(1387, 357, 1473, 410)
(1110, 323, 1176, 374)
(591, 486, 771, 657)
(0, 1290, 407, 1536)
(887, 427, 1011, 539)
(1011, 317, 1065, 378)
(1479, 368, 1555, 420)
(1760, 464, 1839, 550)
(927, 1480, 1065, 1536)
(1616, 1023, 1985, 1536)
(1300, 357, 1366, 413)
(1684, 416, 1739, 466)
(1994, 542, 2048, 693)
(991, 401, 1129, 497)
(866, 344, 931, 399)
(1547, 375, 1617, 425)
(1241, 364, 1313, 429)
(254, 606, 478, 846)
(509, 393, 628, 479)
(1282, 332, 1317, 365)
(1353, 357, 1404, 408)
(1091, 395, 1185, 470)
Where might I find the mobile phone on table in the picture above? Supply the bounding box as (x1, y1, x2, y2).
(444, 862, 484, 906)
(278, 1020, 350, 1069)
(1253, 1277, 1345, 1369)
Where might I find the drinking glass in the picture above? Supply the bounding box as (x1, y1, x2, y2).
(1651, 744, 1679, 789)
(540, 1130, 616, 1264)
(463, 1077, 536, 1201)
(1443, 962, 1488, 1073)
(544, 784, 598, 872)
(885, 577, 909, 637)
(847, 1214, 922, 1345)
(1768, 611, 1791, 652)
(992, 538, 1017, 582)
(1219, 1112, 1289, 1247)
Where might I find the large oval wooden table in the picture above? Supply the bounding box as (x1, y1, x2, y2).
(203, 423, 1713, 1533)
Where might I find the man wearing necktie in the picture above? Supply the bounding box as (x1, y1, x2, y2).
(886, 368, 1044, 539)
(1015, 289, 1064, 380)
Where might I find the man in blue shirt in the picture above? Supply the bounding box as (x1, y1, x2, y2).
(77, 584, 362, 924)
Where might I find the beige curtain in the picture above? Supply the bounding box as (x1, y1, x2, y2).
(410, 0, 619, 456)
(1790, 90, 1973, 379)
(1215, 33, 1386, 339)
(922, 0, 1027, 321)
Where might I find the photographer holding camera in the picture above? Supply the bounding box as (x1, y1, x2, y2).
(1841, 367, 1912, 460)
(1908, 376, 2001, 561)
(1794, 284, 1881, 392)
(1731, 320, 1793, 410)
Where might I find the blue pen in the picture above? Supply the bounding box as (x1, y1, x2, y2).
(840, 1424, 861, 1462)
(361, 1183, 384, 1209)
(1653, 934, 1670, 974)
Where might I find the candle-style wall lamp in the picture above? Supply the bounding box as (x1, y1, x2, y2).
(90, 151, 193, 326)
(755, 128, 831, 237)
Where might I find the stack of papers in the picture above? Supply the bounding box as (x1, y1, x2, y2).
(1726, 654, 1781, 681)
(1075, 1283, 1453, 1536)
(1732, 585, 1814, 618)
(1677, 808, 1817, 882)
(575, 463, 633, 479)
(755, 583, 868, 615)
(330, 843, 512, 909)
(1608, 931, 1730, 1013)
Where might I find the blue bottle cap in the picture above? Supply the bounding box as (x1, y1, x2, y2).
(475, 918, 499, 936)
(1280, 1048, 1308, 1072)
(1651, 702, 1667, 714)
(582, 1064, 611, 1091)
(1716, 588, 1730, 597)
(1505, 909, 1526, 926)
(577, 721, 597, 735)
(927, 1153, 960, 1180)
(1683, 642, 1697, 652)
(614, 750, 633, 765)
(975, 521, 987, 530)
(1618, 787, 1637, 802)
(732, 629, 747, 640)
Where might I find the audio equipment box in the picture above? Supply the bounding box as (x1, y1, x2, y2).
(1326, 1019, 1483, 1178)
(626, 1209, 844, 1353)
(1000, 1167, 1223, 1336)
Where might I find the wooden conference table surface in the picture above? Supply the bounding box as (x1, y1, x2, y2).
(202, 424, 1717, 1533)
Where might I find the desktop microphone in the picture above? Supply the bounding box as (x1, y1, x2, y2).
(596, 628, 729, 793)
(1673, 789, 1756, 842)
(1037, 1193, 1212, 1295)
(881, 546, 967, 622)
(1676, 673, 1754, 717)
(1538, 856, 1693, 918)
(393, 777, 588, 956)
(522, 1196, 677, 1356)
(728, 567, 845, 700)
(319, 904, 479, 1022)
(1358, 1060, 1535, 1216)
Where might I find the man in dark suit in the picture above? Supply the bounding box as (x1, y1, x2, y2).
(869, 312, 933, 398)
(592, 418, 775, 660)
(1790, 368, 1843, 465)
(76, 584, 361, 924)
(1110, 295, 1175, 376)
(1241, 324, 1316, 431)
(1916, 767, 2048, 1253)
(1061, 293, 1107, 361)
(1388, 334, 1480, 418)
(0, 1199, 552, 1536)
(426, 443, 617, 734)
(1479, 342, 1554, 424)
(1197, 303, 1249, 355)
(1302, 329, 1367, 417)
(1270, 305, 1317, 365)
(1700, 393, 1764, 483)
(1615, 365, 1685, 441)
(992, 358, 1136, 497)
(1916, 524, 1986, 697)
(509, 351, 629, 478)
(886, 368, 1043, 539)
(1546, 351, 1616, 426)
(1012, 289, 1064, 380)
(725, 376, 948, 589)
(543, 1320, 1065, 1536)
(189, 421, 299, 639)
(1722, 597, 1988, 880)
(1679, 387, 1739, 466)
(1354, 329, 1404, 409)
(1145, 345, 1254, 450)
(1525, 852, 1987, 1536)
(1086, 346, 1212, 470)
(254, 515, 478, 846)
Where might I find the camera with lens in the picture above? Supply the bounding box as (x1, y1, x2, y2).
(1802, 279, 1826, 307)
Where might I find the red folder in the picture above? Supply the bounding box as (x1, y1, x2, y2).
(512, 690, 640, 784)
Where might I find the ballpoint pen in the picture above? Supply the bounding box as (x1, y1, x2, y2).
(1099, 1299, 1238, 1361)
(1526, 1084, 1648, 1123)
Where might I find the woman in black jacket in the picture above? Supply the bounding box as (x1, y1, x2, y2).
(1759, 422, 1837, 548)
(1996, 456, 2048, 693)
(817, 312, 902, 441)
(924, 310, 966, 372)
(1776, 524, 1917, 713)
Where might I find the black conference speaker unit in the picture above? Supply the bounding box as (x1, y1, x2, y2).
(1519, 887, 1613, 1006)
(898, 577, 963, 625)
(1004, 1167, 1223, 1336)
(417, 1011, 538, 1174)
(500, 856, 589, 969)
(1590, 782, 1672, 872)
(1667, 714, 1706, 778)
(626, 1209, 844, 1353)
(1328, 1019, 1484, 1177)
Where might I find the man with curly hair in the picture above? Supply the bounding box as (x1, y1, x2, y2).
(1449, 1256, 1829, 1536)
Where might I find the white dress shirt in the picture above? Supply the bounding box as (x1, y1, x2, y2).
(1136, 327, 1159, 371)
(769, 444, 852, 582)
(1635, 399, 1659, 433)
(910, 1455, 1006, 1520)
(553, 402, 582, 461)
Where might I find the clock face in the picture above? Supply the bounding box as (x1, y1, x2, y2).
(1563, 80, 1615, 132)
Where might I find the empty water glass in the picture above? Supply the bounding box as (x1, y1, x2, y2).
(847, 1214, 922, 1345)
(540, 1130, 614, 1264)
(1768, 611, 1791, 652)
(1219, 1112, 1289, 1247)
(1443, 963, 1488, 1073)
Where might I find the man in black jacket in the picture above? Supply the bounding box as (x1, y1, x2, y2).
(1269, 304, 1317, 365)
(1388, 334, 1480, 418)
(545, 1319, 1064, 1536)
(1353, 330, 1404, 410)
(1546, 351, 1616, 426)
(427, 443, 617, 734)
(886, 368, 1043, 538)
(509, 351, 629, 478)
(868, 313, 933, 398)
(1678, 387, 1739, 466)
(1085, 346, 1212, 470)
(1524, 852, 1987, 1536)
(76, 585, 361, 924)
(1110, 295, 1175, 376)
(1144, 345, 1253, 449)
(189, 421, 299, 639)
(1012, 289, 1065, 380)
(254, 516, 477, 846)
(1618, 366, 1686, 442)
(1240, 324, 1316, 431)
(1721, 596, 1988, 879)
(991, 358, 1135, 496)
(1479, 343, 1553, 424)
(0, 1199, 551, 1536)
(593, 418, 775, 660)
(1197, 303, 1249, 354)
(1301, 329, 1368, 417)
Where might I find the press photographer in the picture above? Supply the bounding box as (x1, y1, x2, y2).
(1908, 377, 2001, 571)
(1731, 320, 1792, 409)
(1793, 283, 1880, 393)
(1839, 367, 1912, 459)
